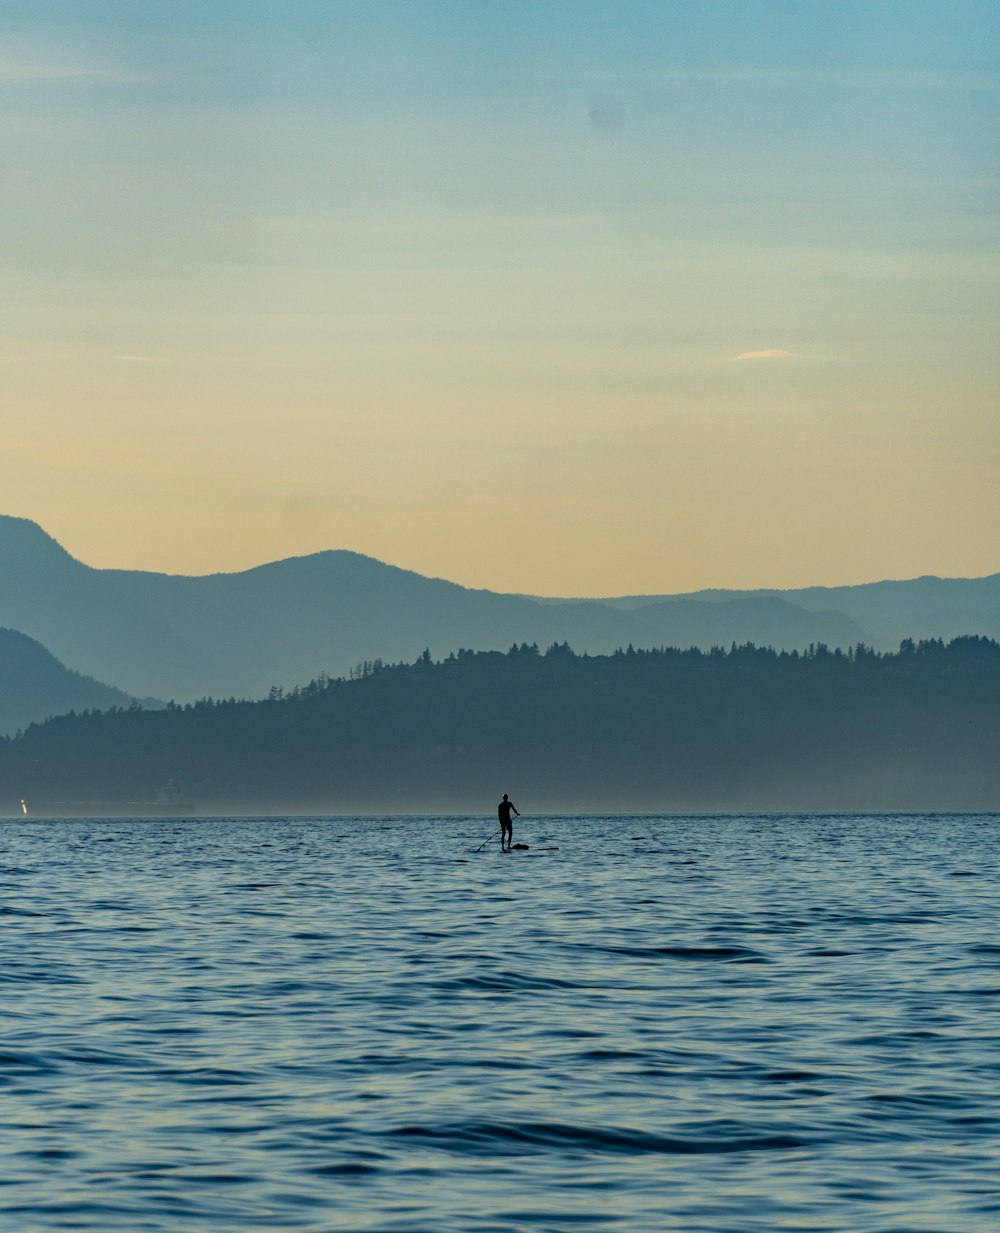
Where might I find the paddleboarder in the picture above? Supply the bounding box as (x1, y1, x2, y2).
(498, 793, 519, 851)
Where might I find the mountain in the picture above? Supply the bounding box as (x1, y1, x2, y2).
(4, 639, 998, 815)
(0, 626, 135, 736)
(584, 575, 1000, 645)
(0, 516, 859, 701)
(0, 515, 996, 703)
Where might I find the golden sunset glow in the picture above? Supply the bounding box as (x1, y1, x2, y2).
(3, 3, 997, 594)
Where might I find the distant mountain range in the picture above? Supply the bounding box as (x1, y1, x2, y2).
(1, 514, 998, 704)
(0, 626, 135, 735)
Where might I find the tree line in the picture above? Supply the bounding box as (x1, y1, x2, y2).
(2, 637, 998, 814)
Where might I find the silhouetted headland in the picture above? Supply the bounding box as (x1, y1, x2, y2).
(3, 637, 998, 815)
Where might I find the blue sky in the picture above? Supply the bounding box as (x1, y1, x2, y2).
(3, 1, 998, 592)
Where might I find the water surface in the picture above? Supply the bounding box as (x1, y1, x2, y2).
(2, 813, 999, 1231)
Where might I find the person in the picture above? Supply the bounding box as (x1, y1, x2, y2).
(498, 793, 519, 851)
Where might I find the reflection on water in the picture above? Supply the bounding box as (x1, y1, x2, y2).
(2, 813, 999, 1231)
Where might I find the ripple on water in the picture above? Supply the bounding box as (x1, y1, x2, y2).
(1, 812, 999, 1233)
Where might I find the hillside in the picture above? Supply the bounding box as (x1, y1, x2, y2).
(0, 626, 135, 736)
(0, 516, 861, 701)
(4, 637, 998, 815)
(600, 575, 1000, 647)
(0, 516, 997, 705)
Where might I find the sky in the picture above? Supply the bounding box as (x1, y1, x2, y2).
(2, 0, 998, 595)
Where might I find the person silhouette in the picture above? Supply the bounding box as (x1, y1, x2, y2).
(498, 793, 519, 851)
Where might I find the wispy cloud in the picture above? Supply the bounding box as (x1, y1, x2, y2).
(0, 58, 135, 85)
(732, 348, 793, 362)
(639, 65, 1000, 94)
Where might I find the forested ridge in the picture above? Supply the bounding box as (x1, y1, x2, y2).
(2, 637, 999, 814)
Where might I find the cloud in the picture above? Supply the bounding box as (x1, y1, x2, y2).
(119, 355, 157, 363)
(644, 66, 1000, 94)
(0, 58, 135, 85)
(732, 349, 793, 362)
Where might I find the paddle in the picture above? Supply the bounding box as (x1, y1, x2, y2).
(476, 828, 502, 852)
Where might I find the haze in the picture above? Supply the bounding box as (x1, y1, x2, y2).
(3, 1, 998, 595)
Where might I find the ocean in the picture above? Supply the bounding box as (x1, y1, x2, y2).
(2, 812, 999, 1232)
